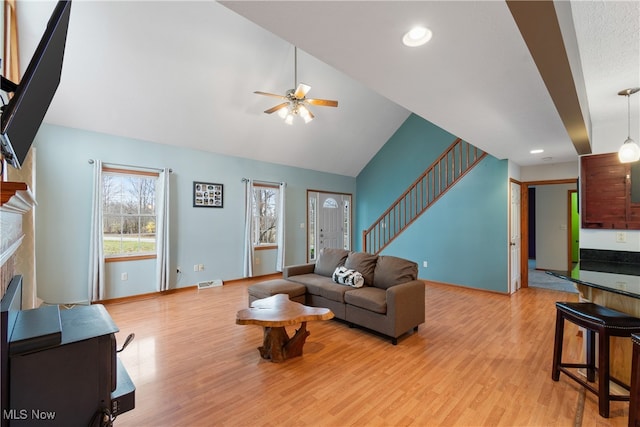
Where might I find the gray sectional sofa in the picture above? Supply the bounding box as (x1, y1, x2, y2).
(282, 248, 425, 344)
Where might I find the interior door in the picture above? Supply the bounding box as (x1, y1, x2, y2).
(510, 181, 522, 293)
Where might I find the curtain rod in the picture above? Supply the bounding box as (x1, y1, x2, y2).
(88, 159, 172, 173)
(241, 178, 285, 186)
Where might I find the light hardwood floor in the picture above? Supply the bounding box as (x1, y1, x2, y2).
(104, 280, 633, 426)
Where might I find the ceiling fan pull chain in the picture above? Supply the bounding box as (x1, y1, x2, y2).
(294, 46, 298, 88)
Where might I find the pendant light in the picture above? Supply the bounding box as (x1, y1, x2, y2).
(617, 88, 640, 163)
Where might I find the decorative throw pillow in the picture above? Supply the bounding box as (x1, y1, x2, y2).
(332, 266, 365, 288)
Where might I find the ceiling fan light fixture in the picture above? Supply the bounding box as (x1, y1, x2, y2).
(403, 26, 432, 47)
(284, 114, 294, 125)
(277, 105, 289, 119)
(299, 106, 314, 124)
(255, 46, 338, 124)
(618, 87, 640, 163)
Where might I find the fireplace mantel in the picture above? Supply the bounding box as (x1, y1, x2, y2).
(1, 181, 36, 296)
(1, 182, 36, 213)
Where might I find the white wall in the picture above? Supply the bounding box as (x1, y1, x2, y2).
(520, 161, 578, 181)
(534, 183, 576, 270)
(508, 160, 521, 181)
(580, 229, 640, 252)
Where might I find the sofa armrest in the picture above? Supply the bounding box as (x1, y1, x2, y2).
(386, 280, 426, 335)
(282, 263, 316, 279)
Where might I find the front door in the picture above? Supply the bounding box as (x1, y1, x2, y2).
(307, 191, 351, 261)
(319, 193, 341, 250)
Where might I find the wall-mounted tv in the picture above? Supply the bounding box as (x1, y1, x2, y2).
(0, 0, 72, 169)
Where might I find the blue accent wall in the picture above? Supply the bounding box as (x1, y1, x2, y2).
(33, 124, 355, 303)
(356, 114, 509, 292)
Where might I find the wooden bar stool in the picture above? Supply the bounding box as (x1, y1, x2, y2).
(552, 302, 640, 418)
(630, 333, 640, 427)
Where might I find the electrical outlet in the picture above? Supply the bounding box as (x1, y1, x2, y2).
(616, 232, 627, 243)
(423, 261, 428, 268)
(199, 264, 204, 271)
(255, 257, 261, 265)
(193, 264, 198, 272)
(121, 272, 128, 281)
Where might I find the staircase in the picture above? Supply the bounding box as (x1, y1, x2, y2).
(362, 138, 486, 255)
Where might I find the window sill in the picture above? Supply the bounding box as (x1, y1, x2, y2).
(105, 254, 157, 263)
(254, 245, 278, 251)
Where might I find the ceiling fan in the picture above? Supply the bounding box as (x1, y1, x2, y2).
(254, 47, 338, 124)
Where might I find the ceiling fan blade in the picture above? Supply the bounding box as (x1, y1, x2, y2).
(306, 98, 338, 107)
(294, 83, 311, 99)
(264, 102, 290, 114)
(254, 91, 286, 99)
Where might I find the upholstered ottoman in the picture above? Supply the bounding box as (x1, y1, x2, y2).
(247, 279, 306, 305)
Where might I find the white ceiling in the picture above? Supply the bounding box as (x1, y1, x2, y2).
(12, 0, 640, 177)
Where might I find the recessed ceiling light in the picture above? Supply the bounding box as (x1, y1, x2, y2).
(530, 149, 544, 154)
(402, 26, 432, 47)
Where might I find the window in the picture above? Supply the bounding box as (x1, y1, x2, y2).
(103, 167, 158, 260)
(252, 184, 280, 248)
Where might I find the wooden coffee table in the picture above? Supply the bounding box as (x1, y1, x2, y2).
(236, 294, 334, 362)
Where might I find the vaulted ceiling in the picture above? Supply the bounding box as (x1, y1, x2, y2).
(14, 1, 640, 177)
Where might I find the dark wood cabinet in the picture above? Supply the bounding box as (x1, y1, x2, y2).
(581, 153, 640, 229)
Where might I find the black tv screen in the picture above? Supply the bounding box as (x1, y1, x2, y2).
(0, 0, 72, 169)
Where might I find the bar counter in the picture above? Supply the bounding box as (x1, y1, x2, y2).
(549, 261, 640, 384)
(548, 261, 640, 300)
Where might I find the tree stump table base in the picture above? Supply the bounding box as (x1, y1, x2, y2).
(236, 294, 333, 363)
(259, 323, 310, 362)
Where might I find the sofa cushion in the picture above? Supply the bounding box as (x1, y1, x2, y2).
(373, 255, 418, 289)
(344, 287, 387, 314)
(344, 252, 378, 286)
(287, 273, 352, 303)
(314, 248, 349, 277)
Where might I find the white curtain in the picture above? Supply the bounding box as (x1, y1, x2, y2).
(242, 179, 254, 277)
(88, 160, 104, 302)
(276, 182, 286, 271)
(155, 168, 171, 291)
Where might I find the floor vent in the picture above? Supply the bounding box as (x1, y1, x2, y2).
(197, 279, 223, 290)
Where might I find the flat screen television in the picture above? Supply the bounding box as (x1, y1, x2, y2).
(0, 0, 72, 169)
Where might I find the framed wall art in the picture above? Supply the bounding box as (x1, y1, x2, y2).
(193, 181, 223, 208)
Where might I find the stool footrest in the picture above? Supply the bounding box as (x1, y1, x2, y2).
(558, 367, 599, 395)
(558, 366, 631, 400)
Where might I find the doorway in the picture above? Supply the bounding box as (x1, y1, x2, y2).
(509, 179, 521, 294)
(307, 191, 352, 262)
(520, 179, 578, 288)
(568, 189, 579, 269)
